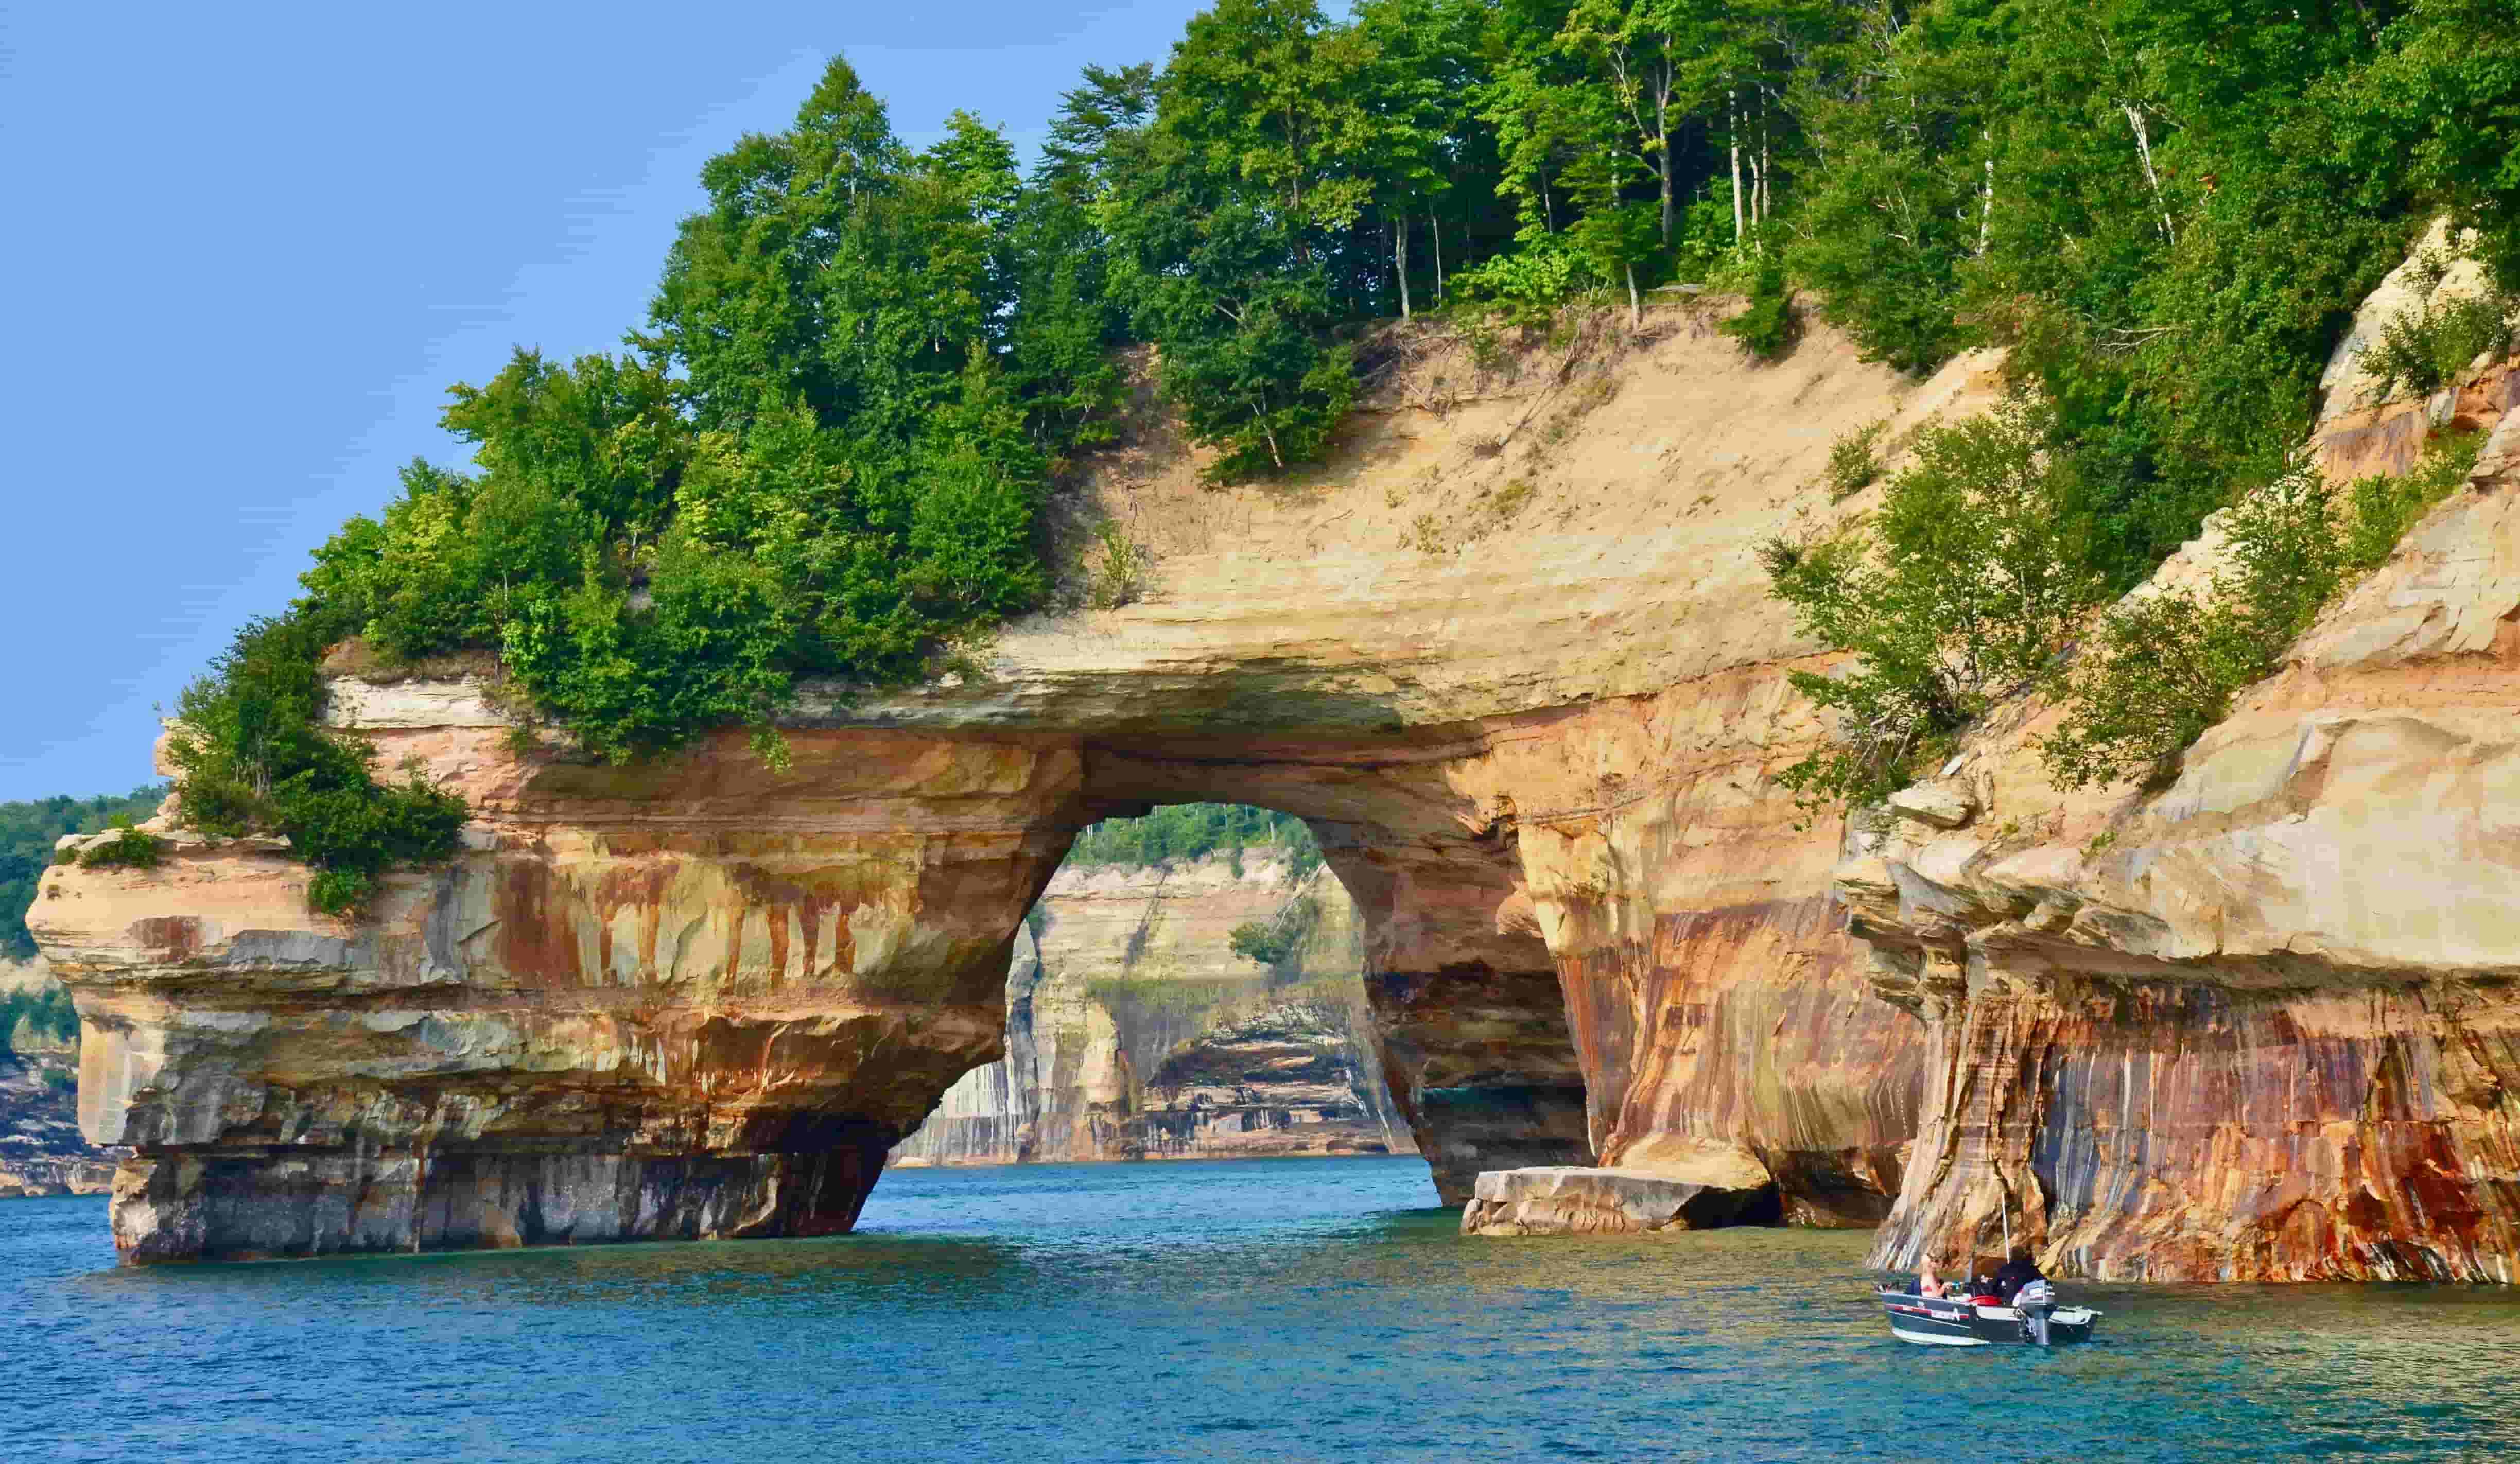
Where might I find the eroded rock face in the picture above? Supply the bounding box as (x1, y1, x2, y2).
(1852, 404, 2520, 1282)
(41, 726, 1071, 1260)
(36, 307, 1960, 1261)
(0, 1049, 115, 1199)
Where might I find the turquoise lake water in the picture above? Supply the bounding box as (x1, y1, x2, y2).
(5, 1155, 2518, 1461)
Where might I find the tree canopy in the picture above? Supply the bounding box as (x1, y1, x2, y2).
(160, 4, 2520, 901)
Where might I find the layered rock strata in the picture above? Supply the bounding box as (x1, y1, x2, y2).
(0, 1049, 116, 1198)
(1851, 252, 2520, 1280)
(37, 306, 1970, 1261)
(890, 854, 1414, 1166)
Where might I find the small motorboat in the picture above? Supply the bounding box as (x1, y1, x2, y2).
(1875, 1278, 2101, 1347)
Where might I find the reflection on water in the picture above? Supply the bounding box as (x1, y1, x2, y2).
(7, 1157, 2518, 1462)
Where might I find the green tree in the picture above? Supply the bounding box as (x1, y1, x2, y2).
(1761, 400, 2107, 808)
(1159, 0, 1381, 242)
(1007, 64, 1159, 454)
(1351, 0, 1500, 315)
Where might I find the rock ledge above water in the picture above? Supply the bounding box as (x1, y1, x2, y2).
(1461, 1164, 1778, 1236)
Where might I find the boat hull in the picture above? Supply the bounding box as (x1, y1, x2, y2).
(1877, 1288, 2099, 1346)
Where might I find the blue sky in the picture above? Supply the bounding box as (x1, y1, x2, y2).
(0, 1, 1210, 801)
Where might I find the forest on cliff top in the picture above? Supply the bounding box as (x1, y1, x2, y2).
(159, 0, 2520, 910)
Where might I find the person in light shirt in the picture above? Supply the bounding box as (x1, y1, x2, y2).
(1916, 1256, 1953, 1299)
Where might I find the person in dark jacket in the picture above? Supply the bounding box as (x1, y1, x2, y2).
(1991, 1249, 2046, 1302)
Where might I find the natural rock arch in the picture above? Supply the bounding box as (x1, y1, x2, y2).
(36, 313, 1966, 1263)
(41, 294, 2520, 1279)
(48, 696, 1910, 1263)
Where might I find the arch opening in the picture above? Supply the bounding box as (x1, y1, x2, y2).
(894, 803, 1410, 1170)
(890, 796, 1597, 1206)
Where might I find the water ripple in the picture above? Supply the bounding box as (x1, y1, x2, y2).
(4, 1159, 2518, 1461)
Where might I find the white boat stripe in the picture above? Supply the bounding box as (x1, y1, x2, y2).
(1890, 1327, 1989, 1347)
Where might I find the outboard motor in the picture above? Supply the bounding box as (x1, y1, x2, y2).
(2014, 1279, 2057, 1346)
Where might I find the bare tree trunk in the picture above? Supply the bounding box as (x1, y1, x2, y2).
(1626, 260, 1641, 330)
(1396, 211, 1412, 321)
(1758, 99, 1771, 230)
(1977, 129, 1994, 256)
(1432, 210, 1445, 304)
(1657, 92, 1675, 245)
(2121, 103, 2174, 246)
(1729, 88, 1745, 249)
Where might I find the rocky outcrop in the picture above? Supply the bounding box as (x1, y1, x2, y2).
(35, 303, 1985, 1262)
(1850, 254, 2520, 1280)
(1462, 1158, 1778, 1236)
(890, 855, 1414, 1166)
(0, 965, 116, 1198)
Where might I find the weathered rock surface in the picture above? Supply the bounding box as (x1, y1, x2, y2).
(35, 304, 1981, 1261)
(0, 1052, 116, 1198)
(2313, 219, 2520, 481)
(890, 855, 1414, 1166)
(1854, 311, 2520, 1279)
(1461, 1159, 1777, 1236)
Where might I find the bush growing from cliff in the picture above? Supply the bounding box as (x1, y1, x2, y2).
(1827, 422, 1888, 501)
(74, 823, 164, 871)
(1229, 893, 1322, 971)
(2363, 287, 2516, 402)
(1761, 400, 2108, 810)
(1720, 264, 1798, 362)
(167, 611, 469, 914)
(1227, 921, 1294, 966)
(2041, 431, 2484, 789)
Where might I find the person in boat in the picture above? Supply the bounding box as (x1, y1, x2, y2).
(1915, 1256, 1952, 1298)
(1991, 1248, 2046, 1303)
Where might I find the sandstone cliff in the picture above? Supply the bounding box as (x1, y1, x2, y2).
(890, 852, 1414, 1167)
(1847, 240, 2520, 1281)
(32, 298, 1993, 1262)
